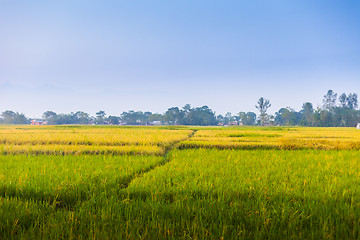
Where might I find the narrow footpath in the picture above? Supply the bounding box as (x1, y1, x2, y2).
(119, 129, 197, 189)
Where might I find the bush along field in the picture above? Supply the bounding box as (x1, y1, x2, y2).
(1, 125, 360, 239)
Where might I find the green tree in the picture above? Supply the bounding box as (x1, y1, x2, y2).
(148, 113, 164, 123)
(238, 112, 256, 125)
(43, 111, 57, 120)
(185, 106, 217, 126)
(121, 111, 149, 125)
(256, 97, 271, 126)
(347, 93, 358, 110)
(275, 108, 301, 126)
(96, 111, 106, 124)
(224, 112, 232, 125)
(323, 90, 337, 110)
(339, 93, 347, 108)
(107, 116, 120, 125)
(74, 111, 90, 124)
(165, 107, 184, 125)
(2, 110, 16, 123)
(1, 111, 28, 124)
(300, 102, 314, 126)
(319, 110, 333, 127)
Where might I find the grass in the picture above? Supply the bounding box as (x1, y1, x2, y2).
(180, 127, 360, 150)
(120, 149, 360, 239)
(0, 126, 192, 156)
(0, 144, 164, 156)
(0, 154, 163, 208)
(1, 125, 360, 239)
(0, 126, 192, 147)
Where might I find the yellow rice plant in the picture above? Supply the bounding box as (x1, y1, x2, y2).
(184, 127, 360, 150)
(0, 144, 164, 155)
(0, 126, 192, 146)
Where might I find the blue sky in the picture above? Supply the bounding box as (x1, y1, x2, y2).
(1, 0, 360, 117)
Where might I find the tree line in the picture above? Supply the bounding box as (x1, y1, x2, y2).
(1, 90, 359, 127)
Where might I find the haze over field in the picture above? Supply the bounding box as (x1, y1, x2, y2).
(1, 1, 359, 117)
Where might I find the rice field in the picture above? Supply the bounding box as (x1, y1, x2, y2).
(0, 126, 192, 155)
(1, 125, 360, 239)
(180, 127, 360, 150)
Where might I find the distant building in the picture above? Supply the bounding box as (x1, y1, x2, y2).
(119, 120, 127, 125)
(150, 121, 162, 126)
(30, 120, 47, 125)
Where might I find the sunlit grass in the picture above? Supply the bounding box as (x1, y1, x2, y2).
(0, 154, 163, 207)
(1, 125, 360, 239)
(0, 125, 192, 155)
(182, 127, 360, 150)
(0, 125, 192, 146)
(123, 149, 360, 239)
(0, 144, 164, 155)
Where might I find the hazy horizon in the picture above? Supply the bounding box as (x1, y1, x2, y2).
(1, 1, 359, 118)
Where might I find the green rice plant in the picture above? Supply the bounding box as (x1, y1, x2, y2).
(120, 149, 360, 239)
(1, 126, 360, 239)
(0, 154, 163, 208)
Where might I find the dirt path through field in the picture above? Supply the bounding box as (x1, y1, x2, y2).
(119, 129, 197, 189)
